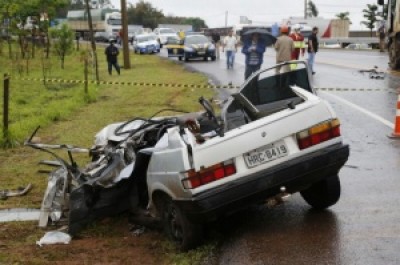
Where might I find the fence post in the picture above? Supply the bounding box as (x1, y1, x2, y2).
(84, 58, 88, 96)
(3, 73, 9, 142)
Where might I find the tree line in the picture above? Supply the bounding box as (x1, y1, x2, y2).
(64, 0, 208, 31)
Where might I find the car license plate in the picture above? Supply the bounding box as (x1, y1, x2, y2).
(244, 141, 288, 168)
(198, 51, 205, 55)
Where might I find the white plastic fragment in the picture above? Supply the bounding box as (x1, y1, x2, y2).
(36, 231, 71, 247)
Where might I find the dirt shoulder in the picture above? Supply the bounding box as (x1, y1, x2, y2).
(0, 53, 217, 264)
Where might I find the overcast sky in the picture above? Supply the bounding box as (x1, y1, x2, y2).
(111, 0, 380, 30)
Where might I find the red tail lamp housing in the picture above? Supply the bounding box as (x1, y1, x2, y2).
(182, 160, 236, 189)
(297, 118, 341, 150)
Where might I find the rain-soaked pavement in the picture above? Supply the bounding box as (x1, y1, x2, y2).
(161, 48, 400, 265)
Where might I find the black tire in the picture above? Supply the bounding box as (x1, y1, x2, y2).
(178, 56, 182, 61)
(300, 175, 341, 210)
(211, 56, 216, 61)
(161, 197, 202, 251)
(203, 57, 207, 61)
(184, 52, 189, 62)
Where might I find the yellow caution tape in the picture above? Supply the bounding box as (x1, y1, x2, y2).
(9, 77, 394, 92)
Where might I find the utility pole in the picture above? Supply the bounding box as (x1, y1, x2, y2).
(85, 0, 99, 82)
(121, 0, 131, 69)
(304, 0, 308, 19)
(225, 11, 228, 27)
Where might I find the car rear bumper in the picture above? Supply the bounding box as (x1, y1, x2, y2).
(186, 51, 215, 58)
(174, 143, 350, 222)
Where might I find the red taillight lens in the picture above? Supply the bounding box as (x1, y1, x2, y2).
(224, 164, 236, 176)
(182, 160, 236, 189)
(297, 119, 341, 150)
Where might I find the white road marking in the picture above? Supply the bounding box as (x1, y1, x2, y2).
(320, 91, 395, 129)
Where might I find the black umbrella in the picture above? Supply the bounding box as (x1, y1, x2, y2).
(242, 28, 277, 46)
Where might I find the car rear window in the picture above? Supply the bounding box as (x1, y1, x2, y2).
(224, 64, 313, 129)
(242, 67, 312, 106)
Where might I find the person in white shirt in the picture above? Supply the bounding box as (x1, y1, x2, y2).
(222, 30, 238, 69)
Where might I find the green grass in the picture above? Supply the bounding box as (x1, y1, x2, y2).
(0, 41, 219, 264)
(0, 42, 214, 206)
(0, 43, 211, 146)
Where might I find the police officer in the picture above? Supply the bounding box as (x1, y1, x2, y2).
(105, 39, 120, 75)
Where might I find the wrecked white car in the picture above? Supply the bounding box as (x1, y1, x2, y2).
(26, 61, 350, 251)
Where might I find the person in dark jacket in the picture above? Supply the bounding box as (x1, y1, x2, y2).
(105, 40, 120, 75)
(241, 33, 267, 80)
(307, 27, 319, 75)
(211, 31, 221, 59)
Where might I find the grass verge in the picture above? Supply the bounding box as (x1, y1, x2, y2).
(0, 44, 219, 264)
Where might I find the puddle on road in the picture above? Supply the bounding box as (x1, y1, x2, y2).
(0, 208, 40, 222)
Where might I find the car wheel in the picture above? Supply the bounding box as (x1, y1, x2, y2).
(300, 175, 341, 210)
(184, 53, 189, 62)
(178, 56, 182, 61)
(203, 57, 207, 61)
(211, 56, 216, 61)
(161, 197, 202, 251)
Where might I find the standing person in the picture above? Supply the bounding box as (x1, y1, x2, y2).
(274, 25, 294, 73)
(307, 27, 319, 75)
(377, 21, 386, 52)
(178, 29, 185, 40)
(118, 28, 124, 46)
(289, 24, 305, 60)
(211, 31, 221, 59)
(222, 30, 238, 69)
(105, 40, 120, 75)
(242, 32, 267, 79)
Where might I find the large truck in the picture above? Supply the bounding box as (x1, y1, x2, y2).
(378, 0, 400, 69)
(282, 17, 350, 38)
(66, 8, 121, 40)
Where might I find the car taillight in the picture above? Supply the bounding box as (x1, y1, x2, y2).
(182, 160, 236, 189)
(296, 118, 341, 150)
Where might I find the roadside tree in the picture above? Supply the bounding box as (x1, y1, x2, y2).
(49, 23, 74, 69)
(307, 0, 319, 18)
(361, 4, 379, 37)
(127, 1, 164, 29)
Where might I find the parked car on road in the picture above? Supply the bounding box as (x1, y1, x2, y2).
(128, 27, 144, 44)
(26, 61, 349, 251)
(153, 27, 178, 48)
(133, 34, 160, 54)
(345, 43, 372, 50)
(94, 31, 111, 43)
(165, 34, 216, 61)
(321, 41, 342, 49)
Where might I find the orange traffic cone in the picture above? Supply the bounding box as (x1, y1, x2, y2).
(390, 93, 400, 138)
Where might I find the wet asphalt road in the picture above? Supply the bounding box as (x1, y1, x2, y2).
(159, 48, 400, 265)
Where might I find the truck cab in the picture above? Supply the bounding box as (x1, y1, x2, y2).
(104, 12, 122, 41)
(378, 0, 400, 69)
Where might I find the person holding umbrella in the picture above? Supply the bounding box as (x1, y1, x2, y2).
(241, 28, 276, 80)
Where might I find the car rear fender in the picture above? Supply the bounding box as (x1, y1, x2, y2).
(146, 127, 194, 203)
